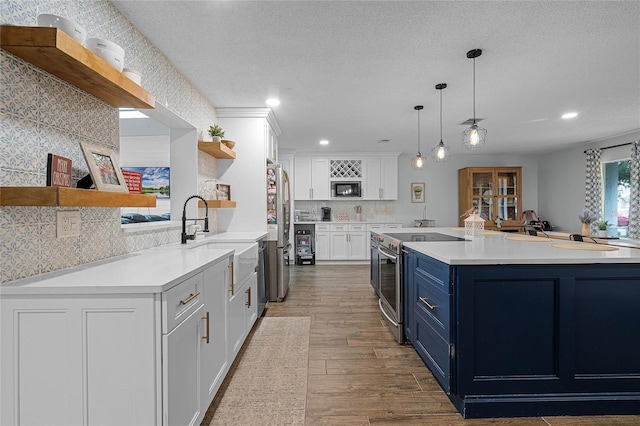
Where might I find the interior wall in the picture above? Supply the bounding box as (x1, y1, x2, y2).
(538, 130, 640, 233)
(0, 0, 218, 283)
(396, 153, 539, 227)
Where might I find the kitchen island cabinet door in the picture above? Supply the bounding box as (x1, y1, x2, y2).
(0, 294, 159, 426)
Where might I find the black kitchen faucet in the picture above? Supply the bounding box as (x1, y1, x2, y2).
(181, 195, 209, 244)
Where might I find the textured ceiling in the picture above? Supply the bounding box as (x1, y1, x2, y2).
(112, 0, 640, 156)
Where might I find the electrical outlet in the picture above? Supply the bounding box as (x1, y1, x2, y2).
(57, 210, 80, 238)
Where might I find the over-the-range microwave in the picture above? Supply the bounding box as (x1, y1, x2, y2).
(332, 181, 361, 198)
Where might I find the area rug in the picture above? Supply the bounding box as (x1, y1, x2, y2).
(205, 316, 310, 425)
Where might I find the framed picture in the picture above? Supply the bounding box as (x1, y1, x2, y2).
(121, 167, 170, 198)
(217, 183, 231, 201)
(411, 182, 425, 203)
(79, 142, 129, 192)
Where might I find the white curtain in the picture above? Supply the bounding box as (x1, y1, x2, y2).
(628, 141, 640, 239)
(584, 148, 602, 235)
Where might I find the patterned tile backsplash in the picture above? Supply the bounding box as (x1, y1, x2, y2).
(0, 0, 218, 283)
(295, 200, 398, 223)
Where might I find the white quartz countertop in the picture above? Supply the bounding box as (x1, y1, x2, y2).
(295, 221, 401, 225)
(397, 228, 640, 265)
(204, 231, 267, 242)
(0, 240, 237, 296)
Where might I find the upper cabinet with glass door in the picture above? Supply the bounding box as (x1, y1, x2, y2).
(458, 167, 523, 230)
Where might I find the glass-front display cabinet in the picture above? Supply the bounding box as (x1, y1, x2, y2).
(458, 167, 523, 230)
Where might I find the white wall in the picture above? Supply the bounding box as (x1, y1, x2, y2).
(538, 130, 640, 233)
(396, 153, 539, 227)
(216, 116, 268, 232)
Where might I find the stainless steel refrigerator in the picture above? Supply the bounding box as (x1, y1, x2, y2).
(266, 164, 291, 301)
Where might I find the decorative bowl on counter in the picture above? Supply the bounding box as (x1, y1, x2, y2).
(86, 37, 125, 72)
(37, 14, 87, 46)
(221, 139, 236, 149)
(122, 67, 142, 85)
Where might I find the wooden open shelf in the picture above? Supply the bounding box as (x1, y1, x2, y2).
(198, 200, 236, 209)
(0, 187, 156, 207)
(198, 142, 236, 159)
(0, 26, 154, 109)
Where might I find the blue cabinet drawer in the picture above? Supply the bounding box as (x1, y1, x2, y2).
(415, 253, 450, 293)
(414, 271, 450, 338)
(414, 313, 451, 393)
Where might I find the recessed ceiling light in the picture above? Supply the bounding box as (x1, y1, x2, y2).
(562, 112, 578, 119)
(266, 98, 280, 107)
(319, 139, 329, 145)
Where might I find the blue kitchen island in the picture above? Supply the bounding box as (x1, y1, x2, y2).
(401, 229, 640, 419)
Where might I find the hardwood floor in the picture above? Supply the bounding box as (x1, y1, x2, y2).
(238, 264, 640, 425)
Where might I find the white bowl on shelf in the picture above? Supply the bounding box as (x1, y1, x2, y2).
(37, 14, 87, 46)
(86, 38, 125, 72)
(122, 67, 142, 85)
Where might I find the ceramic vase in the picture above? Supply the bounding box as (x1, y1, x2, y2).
(597, 230, 608, 238)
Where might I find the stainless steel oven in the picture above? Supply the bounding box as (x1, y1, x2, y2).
(378, 241, 403, 343)
(377, 232, 466, 344)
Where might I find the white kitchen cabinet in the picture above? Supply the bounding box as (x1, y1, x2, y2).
(315, 224, 331, 260)
(163, 304, 203, 426)
(228, 271, 258, 361)
(0, 254, 237, 426)
(266, 120, 278, 163)
(0, 294, 159, 426)
(200, 260, 231, 413)
(349, 228, 368, 259)
(294, 157, 330, 200)
(328, 224, 367, 260)
(363, 157, 398, 200)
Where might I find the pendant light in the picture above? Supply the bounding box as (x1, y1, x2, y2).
(462, 49, 487, 150)
(432, 83, 451, 162)
(411, 105, 426, 170)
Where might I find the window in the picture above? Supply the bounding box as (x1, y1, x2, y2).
(602, 159, 630, 237)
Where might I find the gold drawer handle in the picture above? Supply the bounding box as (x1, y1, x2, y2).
(246, 287, 252, 307)
(419, 296, 437, 310)
(202, 311, 210, 344)
(229, 262, 235, 294)
(180, 292, 200, 305)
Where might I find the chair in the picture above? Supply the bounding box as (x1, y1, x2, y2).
(570, 234, 598, 243)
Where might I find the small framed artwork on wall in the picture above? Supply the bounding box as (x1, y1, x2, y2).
(79, 142, 129, 192)
(216, 184, 231, 201)
(411, 182, 425, 203)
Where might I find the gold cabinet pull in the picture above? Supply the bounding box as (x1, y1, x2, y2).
(246, 287, 252, 307)
(180, 292, 200, 305)
(419, 296, 437, 310)
(229, 262, 235, 294)
(202, 311, 210, 343)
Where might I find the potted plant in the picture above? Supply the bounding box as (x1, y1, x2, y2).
(207, 124, 225, 142)
(577, 208, 598, 236)
(594, 220, 609, 238)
